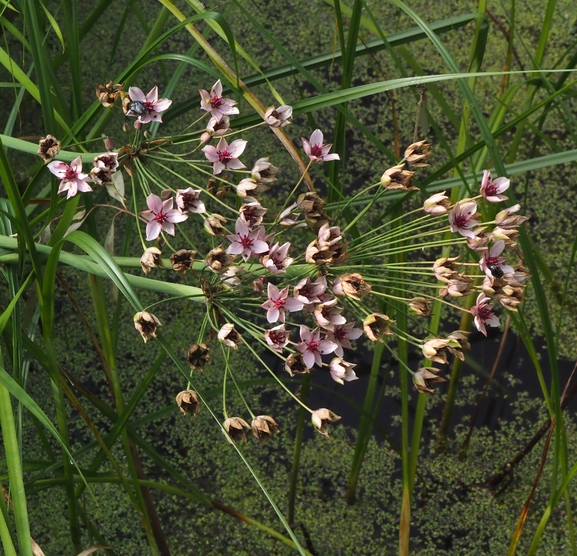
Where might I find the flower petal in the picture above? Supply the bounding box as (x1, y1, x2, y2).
(310, 129, 323, 146)
(225, 159, 246, 170)
(128, 87, 147, 102)
(202, 145, 219, 162)
(227, 140, 247, 158)
(47, 161, 69, 178)
(153, 98, 172, 112)
(211, 80, 223, 97)
(146, 86, 159, 103)
(146, 221, 161, 241)
(146, 193, 164, 213)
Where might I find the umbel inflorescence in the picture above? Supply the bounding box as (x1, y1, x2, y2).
(42, 80, 529, 441)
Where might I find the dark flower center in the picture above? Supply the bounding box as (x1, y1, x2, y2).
(153, 210, 168, 224)
(485, 184, 497, 196)
(180, 193, 197, 211)
(309, 144, 324, 157)
(273, 297, 286, 309)
(478, 304, 493, 320)
(64, 167, 78, 180)
(269, 331, 285, 344)
(218, 149, 232, 164)
(306, 340, 320, 352)
(453, 214, 469, 228)
(238, 234, 253, 249)
(210, 95, 223, 108)
(334, 327, 347, 340)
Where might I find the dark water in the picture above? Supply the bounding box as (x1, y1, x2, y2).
(284, 329, 576, 446)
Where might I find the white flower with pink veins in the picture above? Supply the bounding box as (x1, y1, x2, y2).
(47, 156, 92, 199)
(226, 218, 269, 262)
(140, 194, 188, 241)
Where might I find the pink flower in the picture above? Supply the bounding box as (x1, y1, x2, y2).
(329, 357, 358, 385)
(176, 188, 206, 214)
(203, 137, 247, 175)
(480, 170, 509, 203)
(301, 129, 340, 163)
(317, 223, 343, 249)
(47, 156, 92, 199)
(261, 283, 304, 323)
(448, 199, 479, 238)
(470, 292, 500, 336)
(479, 240, 514, 278)
(313, 297, 346, 328)
(140, 194, 188, 241)
(226, 218, 269, 261)
(294, 276, 327, 307)
(199, 80, 239, 121)
(127, 87, 172, 124)
(264, 324, 290, 352)
(325, 322, 363, 357)
(239, 201, 267, 227)
(423, 191, 451, 215)
(261, 242, 294, 274)
(264, 105, 292, 128)
(296, 326, 337, 369)
(205, 115, 231, 137)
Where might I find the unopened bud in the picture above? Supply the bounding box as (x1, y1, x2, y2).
(104, 136, 115, 151)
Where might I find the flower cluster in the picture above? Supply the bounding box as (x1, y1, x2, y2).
(45, 151, 121, 199)
(424, 169, 528, 337)
(80, 77, 531, 440)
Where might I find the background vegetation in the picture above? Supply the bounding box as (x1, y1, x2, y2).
(1, 0, 577, 554)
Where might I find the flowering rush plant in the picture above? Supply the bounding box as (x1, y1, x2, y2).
(42, 80, 529, 441)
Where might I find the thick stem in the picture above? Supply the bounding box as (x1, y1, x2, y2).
(0, 379, 32, 556)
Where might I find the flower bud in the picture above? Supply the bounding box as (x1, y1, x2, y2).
(251, 415, 280, 443)
(175, 390, 201, 416)
(413, 367, 446, 394)
(339, 273, 371, 300)
(363, 313, 394, 342)
(311, 408, 341, 437)
(422, 338, 449, 364)
(104, 136, 115, 151)
(170, 249, 196, 274)
(134, 311, 161, 343)
(140, 247, 162, 275)
(96, 81, 123, 108)
(409, 297, 432, 316)
(329, 358, 358, 385)
(204, 214, 227, 236)
(38, 135, 60, 164)
(443, 274, 473, 298)
(423, 191, 450, 215)
(285, 353, 309, 376)
(381, 163, 416, 190)
(404, 140, 431, 167)
(264, 105, 293, 128)
(218, 323, 242, 349)
(186, 343, 210, 370)
(446, 331, 470, 361)
(224, 417, 250, 443)
(495, 205, 529, 229)
(251, 157, 280, 184)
